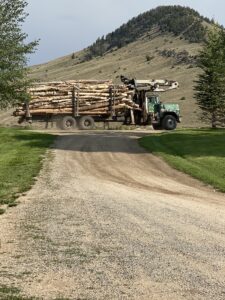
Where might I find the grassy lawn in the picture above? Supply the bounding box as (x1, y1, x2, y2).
(0, 127, 55, 211)
(140, 129, 225, 192)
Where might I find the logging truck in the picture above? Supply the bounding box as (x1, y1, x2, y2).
(13, 77, 181, 130)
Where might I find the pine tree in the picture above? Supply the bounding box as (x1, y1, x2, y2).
(0, 0, 38, 108)
(194, 28, 225, 128)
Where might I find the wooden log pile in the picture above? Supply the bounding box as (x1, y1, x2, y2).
(14, 80, 139, 116)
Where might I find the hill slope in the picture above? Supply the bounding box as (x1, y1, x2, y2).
(29, 5, 215, 127)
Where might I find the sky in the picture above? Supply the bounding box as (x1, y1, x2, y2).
(24, 0, 225, 66)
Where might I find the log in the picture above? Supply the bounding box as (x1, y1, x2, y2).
(78, 92, 110, 97)
(78, 101, 118, 112)
(79, 111, 109, 115)
(77, 96, 108, 101)
(30, 97, 72, 103)
(15, 80, 135, 118)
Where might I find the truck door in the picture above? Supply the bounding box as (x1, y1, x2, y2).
(147, 95, 159, 113)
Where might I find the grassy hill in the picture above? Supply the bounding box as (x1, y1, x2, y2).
(29, 5, 216, 127)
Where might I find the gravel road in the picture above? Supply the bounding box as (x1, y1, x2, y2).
(1, 131, 225, 300)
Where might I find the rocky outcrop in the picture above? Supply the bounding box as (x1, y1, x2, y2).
(158, 49, 198, 65)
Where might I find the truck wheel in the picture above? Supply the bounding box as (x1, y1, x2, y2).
(61, 116, 77, 130)
(79, 116, 95, 130)
(162, 115, 177, 130)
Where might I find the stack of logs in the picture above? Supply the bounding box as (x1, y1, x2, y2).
(14, 80, 139, 116)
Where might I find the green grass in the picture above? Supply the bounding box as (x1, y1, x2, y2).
(0, 128, 55, 208)
(140, 129, 225, 192)
(0, 285, 36, 299)
(0, 285, 72, 300)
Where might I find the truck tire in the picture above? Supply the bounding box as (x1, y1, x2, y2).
(162, 115, 177, 130)
(61, 116, 77, 130)
(79, 116, 95, 130)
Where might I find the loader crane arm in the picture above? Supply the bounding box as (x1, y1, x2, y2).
(120, 75, 179, 92)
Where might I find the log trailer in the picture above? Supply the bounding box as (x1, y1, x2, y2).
(13, 77, 181, 130)
(14, 80, 138, 130)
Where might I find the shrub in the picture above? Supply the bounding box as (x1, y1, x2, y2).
(146, 55, 154, 62)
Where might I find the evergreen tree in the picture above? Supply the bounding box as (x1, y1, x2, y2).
(194, 28, 225, 128)
(0, 0, 38, 108)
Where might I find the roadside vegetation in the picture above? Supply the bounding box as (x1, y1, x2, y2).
(194, 27, 225, 128)
(0, 284, 70, 299)
(0, 0, 38, 109)
(0, 284, 36, 299)
(140, 129, 225, 192)
(0, 128, 55, 212)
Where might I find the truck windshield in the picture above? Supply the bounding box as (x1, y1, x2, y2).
(148, 96, 159, 104)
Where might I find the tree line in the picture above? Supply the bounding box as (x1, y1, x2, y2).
(88, 5, 212, 59)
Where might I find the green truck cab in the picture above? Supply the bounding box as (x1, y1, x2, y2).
(147, 95, 181, 130)
(121, 76, 181, 130)
(125, 93, 181, 130)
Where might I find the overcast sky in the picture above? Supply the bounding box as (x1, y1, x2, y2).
(24, 0, 225, 66)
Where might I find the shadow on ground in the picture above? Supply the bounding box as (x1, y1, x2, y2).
(12, 129, 225, 157)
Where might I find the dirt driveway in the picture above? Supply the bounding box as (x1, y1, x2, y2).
(0, 131, 225, 300)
